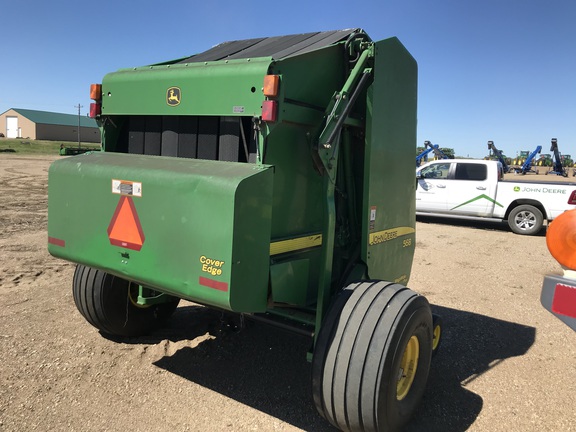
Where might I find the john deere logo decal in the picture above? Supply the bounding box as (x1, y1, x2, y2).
(167, 87, 181, 106)
(514, 186, 520, 192)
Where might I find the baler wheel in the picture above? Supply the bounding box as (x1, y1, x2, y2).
(72, 264, 180, 337)
(312, 281, 433, 432)
(432, 314, 443, 357)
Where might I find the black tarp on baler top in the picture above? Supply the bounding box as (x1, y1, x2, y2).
(175, 29, 361, 63)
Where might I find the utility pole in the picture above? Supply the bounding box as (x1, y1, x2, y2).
(75, 104, 83, 148)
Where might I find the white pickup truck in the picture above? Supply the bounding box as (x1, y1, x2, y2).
(416, 159, 576, 235)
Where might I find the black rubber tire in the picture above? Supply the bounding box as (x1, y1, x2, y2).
(72, 264, 180, 337)
(312, 281, 433, 432)
(432, 314, 443, 357)
(507, 204, 544, 235)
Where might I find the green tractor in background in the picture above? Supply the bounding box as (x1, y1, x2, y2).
(536, 154, 553, 167)
(561, 154, 574, 168)
(512, 150, 530, 166)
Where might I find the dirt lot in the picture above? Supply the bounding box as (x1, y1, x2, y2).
(1, 155, 575, 432)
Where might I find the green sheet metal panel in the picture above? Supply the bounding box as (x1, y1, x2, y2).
(267, 44, 347, 126)
(102, 59, 272, 116)
(47, 152, 273, 312)
(270, 259, 311, 305)
(362, 37, 418, 285)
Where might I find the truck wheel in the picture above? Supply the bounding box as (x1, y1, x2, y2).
(72, 264, 180, 337)
(507, 204, 544, 235)
(312, 281, 433, 432)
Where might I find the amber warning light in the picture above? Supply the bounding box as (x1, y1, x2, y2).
(89, 83, 102, 118)
(263, 75, 279, 97)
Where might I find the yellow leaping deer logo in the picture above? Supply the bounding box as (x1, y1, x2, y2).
(166, 87, 181, 106)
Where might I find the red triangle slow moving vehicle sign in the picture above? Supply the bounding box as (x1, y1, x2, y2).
(107, 196, 145, 251)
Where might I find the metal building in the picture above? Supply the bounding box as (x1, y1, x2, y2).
(0, 108, 100, 143)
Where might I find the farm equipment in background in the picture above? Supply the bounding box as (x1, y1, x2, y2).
(486, 140, 511, 173)
(428, 141, 451, 160)
(416, 140, 448, 166)
(416, 142, 435, 167)
(545, 138, 568, 177)
(561, 154, 576, 177)
(47, 29, 441, 432)
(512, 150, 530, 166)
(536, 153, 552, 167)
(438, 147, 455, 159)
(561, 154, 574, 168)
(59, 144, 100, 156)
(512, 145, 542, 175)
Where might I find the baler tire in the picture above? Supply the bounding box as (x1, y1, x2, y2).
(72, 264, 180, 337)
(311, 286, 355, 420)
(507, 204, 544, 236)
(312, 281, 433, 432)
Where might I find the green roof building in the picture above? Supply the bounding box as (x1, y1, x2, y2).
(0, 108, 100, 143)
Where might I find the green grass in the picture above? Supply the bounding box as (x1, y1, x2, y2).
(0, 138, 101, 155)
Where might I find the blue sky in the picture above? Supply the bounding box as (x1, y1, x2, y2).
(1, 0, 574, 158)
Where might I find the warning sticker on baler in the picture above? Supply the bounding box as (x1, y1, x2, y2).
(112, 179, 142, 197)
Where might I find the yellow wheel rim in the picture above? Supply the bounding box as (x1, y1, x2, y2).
(432, 324, 441, 351)
(397, 335, 419, 401)
(128, 283, 151, 309)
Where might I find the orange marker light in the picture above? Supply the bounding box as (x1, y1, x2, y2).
(546, 209, 576, 270)
(90, 84, 102, 101)
(263, 75, 279, 97)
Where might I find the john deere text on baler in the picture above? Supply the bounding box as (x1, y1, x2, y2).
(47, 29, 440, 431)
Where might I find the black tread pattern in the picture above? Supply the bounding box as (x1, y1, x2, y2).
(73, 265, 103, 332)
(312, 281, 432, 432)
(72, 264, 178, 337)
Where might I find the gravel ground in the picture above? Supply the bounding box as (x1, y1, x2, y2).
(0, 155, 574, 432)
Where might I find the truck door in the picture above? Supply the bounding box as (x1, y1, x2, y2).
(416, 161, 452, 212)
(446, 162, 496, 216)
